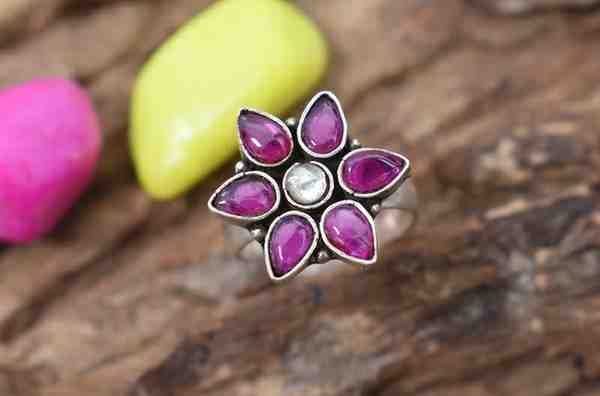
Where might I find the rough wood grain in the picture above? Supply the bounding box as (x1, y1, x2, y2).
(473, 0, 600, 14)
(1, 0, 600, 395)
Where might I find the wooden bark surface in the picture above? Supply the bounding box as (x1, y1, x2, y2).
(2, 0, 600, 395)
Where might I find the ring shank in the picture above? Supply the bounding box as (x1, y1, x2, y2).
(223, 178, 418, 265)
(377, 178, 418, 245)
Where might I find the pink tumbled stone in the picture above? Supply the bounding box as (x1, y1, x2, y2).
(268, 215, 315, 277)
(341, 149, 406, 194)
(300, 94, 345, 155)
(212, 174, 277, 218)
(238, 110, 292, 164)
(0, 79, 101, 243)
(323, 203, 375, 261)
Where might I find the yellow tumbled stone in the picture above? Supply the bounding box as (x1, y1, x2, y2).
(130, 0, 328, 199)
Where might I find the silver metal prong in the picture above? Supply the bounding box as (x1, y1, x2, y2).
(285, 117, 298, 129)
(350, 139, 362, 150)
(250, 227, 266, 242)
(234, 161, 247, 173)
(370, 203, 381, 216)
(317, 250, 330, 264)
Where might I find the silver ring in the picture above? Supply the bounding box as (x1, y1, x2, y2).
(208, 91, 418, 283)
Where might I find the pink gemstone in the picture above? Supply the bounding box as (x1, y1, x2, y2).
(341, 150, 406, 194)
(0, 79, 101, 243)
(323, 204, 375, 261)
(213, 174, 277, 218)
(301, 94, 345, 155)
(268, 215, 315, 277)
(238, 110, 292, 164)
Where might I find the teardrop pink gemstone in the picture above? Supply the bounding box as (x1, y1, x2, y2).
(213, 175, 277, 218)
(269, 215, 315, 277)
(301, 95, 344, 155)
(341, 150, 406, 194)
(239, 110, 292, 164)
(323, 204, 375, 261)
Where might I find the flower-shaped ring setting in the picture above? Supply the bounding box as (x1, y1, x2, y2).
(208, 91, 417, 282)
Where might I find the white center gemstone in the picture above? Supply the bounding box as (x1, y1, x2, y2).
(285, 163, 328, 206)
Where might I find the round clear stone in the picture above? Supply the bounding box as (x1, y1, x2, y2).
(285, 163, 328, 205)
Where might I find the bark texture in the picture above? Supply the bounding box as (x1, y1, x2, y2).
(2, 0, 600, 395)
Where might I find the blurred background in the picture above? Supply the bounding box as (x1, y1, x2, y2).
(2, 0, 600, 395)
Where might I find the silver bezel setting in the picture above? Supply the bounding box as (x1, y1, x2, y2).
(282, 161, 335, 210)
(209, 90, 417, 283)
(337, 148, 411, 199)
(297, 91, 348, 159)
(320, 200, 378, 266)
(264, 211, 319, 283)
(238, 108, 294, 168)
(207, 170, 281, 225)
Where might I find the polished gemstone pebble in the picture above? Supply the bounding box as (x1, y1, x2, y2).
(0, 79, 101, 243)
(211, 174, 277, 218)
(130, 0, 329, 199)
(268, 214, 316, 277)
(323, 203, 375, 262)
(341, 149, 407, 194)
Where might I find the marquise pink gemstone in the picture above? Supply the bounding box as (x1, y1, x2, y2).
(213, 175, 277, 217)
(238, 110, 292, 164)
(323, 204, 375, 260)
(301, 94, 344, 155)
(269, 215, 315, 277)
(341, 150, 406, 194)
(0, 79, 101, 243)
